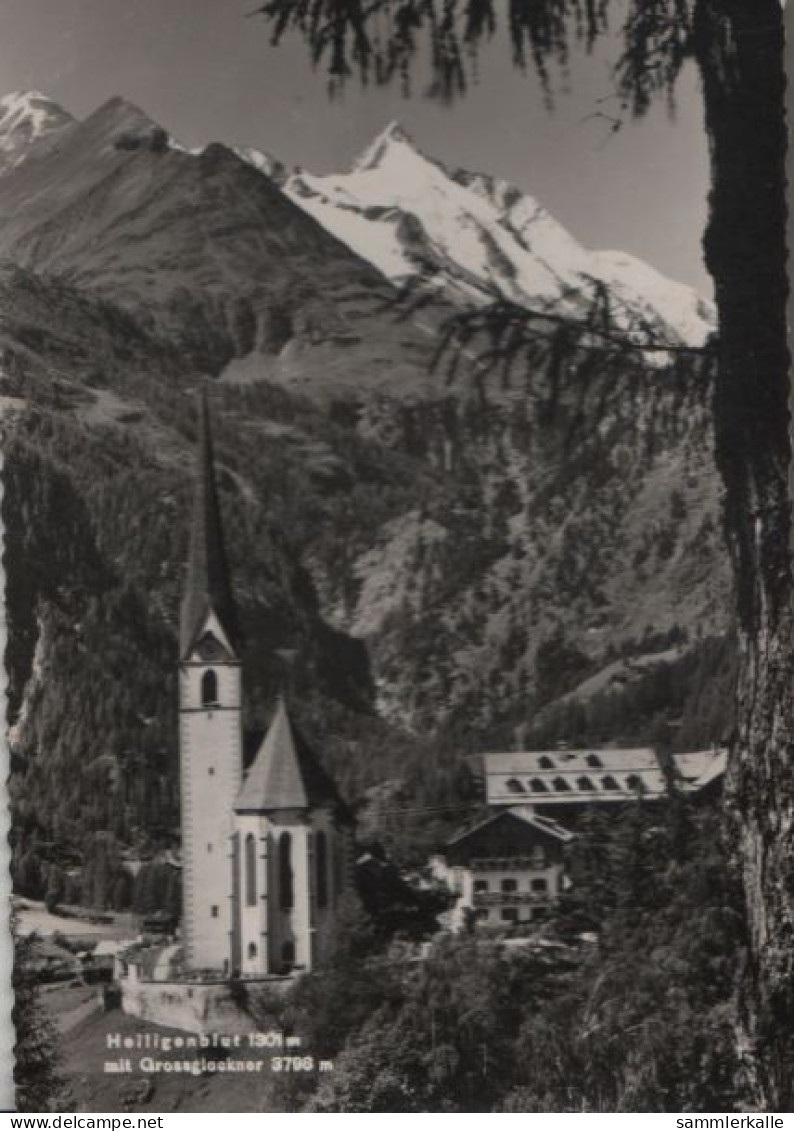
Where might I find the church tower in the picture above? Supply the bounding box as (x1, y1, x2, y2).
(179, 391, 242, 972)
(178, 391, 352, 980)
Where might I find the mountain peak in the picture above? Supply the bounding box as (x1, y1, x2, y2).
(352, 120, 420, 172)
(87, 95, 163, 132)
(0, 90, 69, 115)
(283, 124, 715, 346)
(0, 91, 75, 174)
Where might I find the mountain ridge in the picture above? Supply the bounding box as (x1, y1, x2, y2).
(0, 89, 713, 350)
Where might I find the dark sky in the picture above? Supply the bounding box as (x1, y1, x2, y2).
(0, 0, 712, 294)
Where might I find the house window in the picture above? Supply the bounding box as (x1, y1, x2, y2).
(501, 908, 519, 922)
(530, 778, 549, 793)
(475, 908, 489, 920)
(586, 753, 603, 769)
(577, 776, 595, 791)
(538, 755, 555, 770)
(531, 878, 548, 893)
(211, 905, 219, 918)
(531, 845, 546, 869)
(247, 942, 257, 959)
(316, 830, 329, 909)
(505, 778, 525, 794)
(501, 878, 518, 893)
(474, 879, 489, 893)
(552, 776, 571, 792)
(602, 775, 620, 791)
(278, 832, 294, 910)
(245, 833, 257, 907)
(201, 669, 218, 706)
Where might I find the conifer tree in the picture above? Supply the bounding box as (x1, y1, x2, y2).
(253, 1, 790, 1103)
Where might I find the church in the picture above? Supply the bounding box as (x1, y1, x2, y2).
(178, 391, 351, 980)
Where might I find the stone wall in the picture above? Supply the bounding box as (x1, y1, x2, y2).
(120, 974, 289, 1035)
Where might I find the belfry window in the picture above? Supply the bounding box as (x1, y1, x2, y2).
(201, 669, 218, 707)
(245, 833, 257, 907)
(278, 832, 294, 910)
(316, 831, 329, 909)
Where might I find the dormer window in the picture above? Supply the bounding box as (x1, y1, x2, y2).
(602, 775, 620, 791)
(530, 778, 549, 793)
(505, 778, 525, 794)
(538, 756, 555, 770)
(586, 753, 603, 769)
(626, 774, 645, 793)
(552, 776, 571, 792)
(201, 669, 218, 707)
(577, 776, 596, 791)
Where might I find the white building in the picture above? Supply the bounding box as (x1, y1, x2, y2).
(178, 392, 351, 979)
(431, 807, 573, 933)
(483, 747, 726, 809)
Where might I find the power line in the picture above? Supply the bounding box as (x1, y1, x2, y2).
(369, 802, 482, 817)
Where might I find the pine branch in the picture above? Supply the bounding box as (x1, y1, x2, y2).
(251, 1, 696, 110)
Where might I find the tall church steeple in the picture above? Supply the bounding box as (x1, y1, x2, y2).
(178, 389, 243, 973)
(180, 389, 238, 659)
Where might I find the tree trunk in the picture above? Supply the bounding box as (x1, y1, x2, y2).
(697, 0, 792, 1108)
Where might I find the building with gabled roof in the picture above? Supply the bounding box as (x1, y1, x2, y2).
(430, 807, 573, 933)
(178, 391, 351, 979)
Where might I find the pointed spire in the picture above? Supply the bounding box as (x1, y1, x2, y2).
(180, 389, 238, 658)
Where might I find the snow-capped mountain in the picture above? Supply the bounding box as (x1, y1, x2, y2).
(1, 89, 712, 347)
(0, 91, 74, 175)
(278, 122, 714, 347)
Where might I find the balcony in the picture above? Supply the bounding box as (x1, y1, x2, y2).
(473, 890, 551, 906)
(470, 856, 548, 871)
